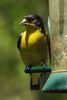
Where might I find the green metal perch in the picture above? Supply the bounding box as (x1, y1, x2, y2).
(24, 66, 51, 73)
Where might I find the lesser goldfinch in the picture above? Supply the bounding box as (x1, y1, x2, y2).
(17, 15, 50, 90)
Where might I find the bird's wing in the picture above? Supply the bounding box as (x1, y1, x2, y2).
(17, 33, 23, 50)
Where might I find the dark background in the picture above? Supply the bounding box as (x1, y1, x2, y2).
(0, 0, 67, 100)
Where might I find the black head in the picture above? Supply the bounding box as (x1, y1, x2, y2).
(20, 15, 45, 33)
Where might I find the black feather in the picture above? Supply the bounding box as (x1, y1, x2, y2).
(17, 35, 22, 50)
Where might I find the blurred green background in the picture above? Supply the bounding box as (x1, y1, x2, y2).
(0, 0, 67, 100)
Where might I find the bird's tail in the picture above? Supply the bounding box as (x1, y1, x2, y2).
(30, 73, 40, 90)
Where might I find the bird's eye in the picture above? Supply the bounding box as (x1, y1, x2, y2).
(30, 18, 34, 22)
(27, 18, 35, 23)
(33, 19, 36, 23)
(27, 18, 32, 22)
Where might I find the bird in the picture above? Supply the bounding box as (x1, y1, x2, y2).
(17, 15, 50, 90)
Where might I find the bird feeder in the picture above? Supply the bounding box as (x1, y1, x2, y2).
(42, 0, 67, 93)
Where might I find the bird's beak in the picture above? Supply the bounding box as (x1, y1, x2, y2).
(20, 18, 27, 25)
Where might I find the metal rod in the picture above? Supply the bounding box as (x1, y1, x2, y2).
(24, 66, 51, 73)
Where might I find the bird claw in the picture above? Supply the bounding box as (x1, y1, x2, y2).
(40, 61, 48, 76)
(41, 62, 48, 67)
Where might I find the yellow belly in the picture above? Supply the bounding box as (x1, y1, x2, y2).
(20, 30, 48, 66)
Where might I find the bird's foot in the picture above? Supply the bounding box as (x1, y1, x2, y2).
(40, 60, 48, 76)
(41, 61, 48, 67)
(40, 59, 48, 67)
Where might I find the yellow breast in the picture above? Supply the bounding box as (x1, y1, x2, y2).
(20, 30, 48, 65)
(21, 30, 47, 49)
